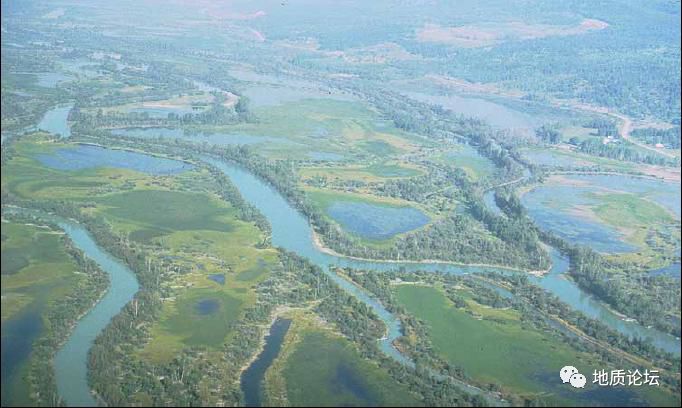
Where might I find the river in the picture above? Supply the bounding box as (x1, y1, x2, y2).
(7, 145, 677, 407)
(206, 158, 680, 357)
(3, 209, 140, 407)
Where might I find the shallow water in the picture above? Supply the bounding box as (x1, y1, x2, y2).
(522, 174, 681, 254)
(326, 201, 430, 240)
(403, 91, 538, 134)
(11, 72, 72, 88)
(208, 274, 226, 285)
(1, 307, 42, 406)
(35, 144, 194, 175)
(522, 186, 637, 253)
(38, 104, 73, 138)
(196, 299, 220, 315)
(0, 209, 142, 407)
(241, 318, 292, 407)
(649, 262, 681, 279)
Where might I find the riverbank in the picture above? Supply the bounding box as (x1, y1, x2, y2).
(311, 228, 551, 275)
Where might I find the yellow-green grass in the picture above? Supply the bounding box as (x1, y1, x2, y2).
(91, 190, 279, 363)
(219, 99, 430, 158)
(300, 161, 424, 183)
(591, 193, 675, 227)
(520, 146, 638, 172)
(94, 190, 239, 242)
(82, 93, 214, 115)
(558, 126, 599, 142)
(1, 222, 82, 321)
(137, 233, 277, 363)
(395, 284, 679, 405)
(590, 193, 679, 267)
(264, 312, 423, 407)
(435, 144, 496, 181)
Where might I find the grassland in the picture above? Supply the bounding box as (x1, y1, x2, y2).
(2, 136, 278, 365)
(435, 145, 496, 181)
(395, 284, 602, 402)
(299, 161, 424, 184)
(394, 284, 680, 405)
(1, 136, 172, 200)
(263, 312, 422, 407)
(82, 92, 215, 115)
(590, 192, 679, 267)
(93, 189, 279, 363)
(592, 193, 675, 227)
(222, 98, 430, 159)
(1, 222, 82, 322)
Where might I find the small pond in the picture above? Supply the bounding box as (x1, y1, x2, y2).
(327, 201, 430, 240)
(195, 299, 220, 315)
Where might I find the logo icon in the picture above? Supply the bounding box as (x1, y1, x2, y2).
(560, 366, 585, 388)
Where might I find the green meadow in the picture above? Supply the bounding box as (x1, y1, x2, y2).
(265, 315, 422, 407)
(299, 161, 424, 184)
(221, 98, 429, 159)
(2, 136, 278, 365)
(433, 144, 496, 181)
(394, 284, 679, 405)
(395, 284, 598, 401)
(95, 190, 238, 242)
(1, 222, 81, 322)
(95, 190, 278, 363)
(592, 193, 674, 227)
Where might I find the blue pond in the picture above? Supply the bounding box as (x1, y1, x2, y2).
(196, 299, 220, 315)
(327, 202, 430, 240)
(35, 144, 193, 175)
(38, 105, 72, 138)
(649, 262, 681, 279)
(208, 274, 225, 285)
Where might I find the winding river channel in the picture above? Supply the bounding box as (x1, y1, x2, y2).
(7, 123, 678, 405)
(207, 158, 680, 356)
(53, 220, 139, 406)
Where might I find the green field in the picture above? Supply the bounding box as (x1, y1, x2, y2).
(395, 284, 599, 401)
(299, 161, 424, 183)
(592, 193, 674, 227)
(223, 98, 428, 159)
(266, 317, 422, 407)
(95, 192, 279, 363)
(105, 195, 278, 362)
(96, 189, 238, 242)
(394, 284, 680, 405)
(1, 222, 81, 322)
(437, 144, 496, 181)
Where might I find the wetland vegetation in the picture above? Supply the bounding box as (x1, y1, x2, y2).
(2, 0, 680, 407)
